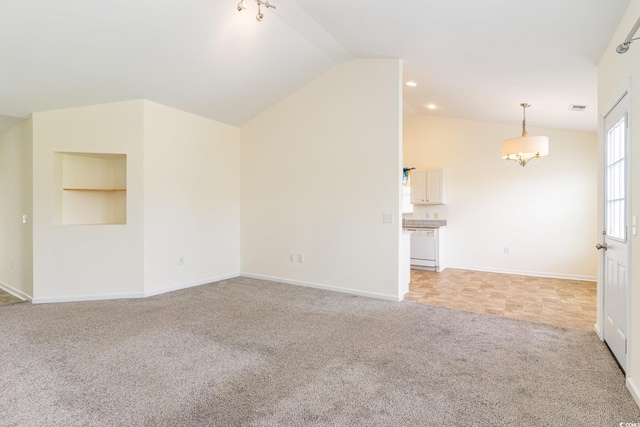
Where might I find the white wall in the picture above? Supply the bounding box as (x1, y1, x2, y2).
(404, 115, 598, 280)
(240, 59, 403, 300)
(598, 0, 640, 406)
(32, 101, 145, 301)
(0, 120, 33, 299)
(142, 101, 240, 294)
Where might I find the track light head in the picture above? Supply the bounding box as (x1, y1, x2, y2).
(615, 17, 640, 54)
(616, 43, 630, 54)
(236, 0, 275, 21)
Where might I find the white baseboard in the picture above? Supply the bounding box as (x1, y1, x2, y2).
(593, 322, 603, 340)
(0, 281, 32, 301)
(445, 264, 596, 282)
(32, 291, 145, 304)
(628, 377, 640, 409)
(240, 272, 402, 302)
(143, 273, 239, 298)
(32, 273, 240, 304)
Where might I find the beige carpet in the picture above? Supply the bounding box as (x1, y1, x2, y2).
(0, 277, 638, 426)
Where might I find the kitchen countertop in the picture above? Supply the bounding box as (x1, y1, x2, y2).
(402, 219, 447, 228)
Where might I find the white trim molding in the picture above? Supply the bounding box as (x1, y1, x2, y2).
(628, 377, 640, 409)
(594, 322, 603, 341)
(240, 272, 402, 302)
(0, 281, 32, 302)
(32, 291, 145, 304)
(143, 273, 240, 298)
(446, 265, 596, 282)
(31, 273, 240, 304)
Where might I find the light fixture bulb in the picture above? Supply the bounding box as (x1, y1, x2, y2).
(237, 1, 246, 11)
(256, 12, 263, 21)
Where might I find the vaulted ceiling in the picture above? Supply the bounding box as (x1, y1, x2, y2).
(0, 0, 630, 134)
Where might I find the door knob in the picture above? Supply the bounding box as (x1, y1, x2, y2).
(596, 243, 608, 250)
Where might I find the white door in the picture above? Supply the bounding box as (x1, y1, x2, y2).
(600, 93, 629, 372)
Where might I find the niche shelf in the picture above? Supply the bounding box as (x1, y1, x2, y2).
(55, 152, 127, 225)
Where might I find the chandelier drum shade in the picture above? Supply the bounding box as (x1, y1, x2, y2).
(501, 103, 549, 167)
(501, 135, 549, 162)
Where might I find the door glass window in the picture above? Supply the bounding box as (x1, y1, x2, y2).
(606, 115, 626, 241)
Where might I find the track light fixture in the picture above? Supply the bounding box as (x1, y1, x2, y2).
(237, 0, 276, 22)
(615, 17, 640, 54)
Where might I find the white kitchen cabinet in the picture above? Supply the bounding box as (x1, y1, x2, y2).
(410, 168, 445, 205)
(410, 169, 427, 204)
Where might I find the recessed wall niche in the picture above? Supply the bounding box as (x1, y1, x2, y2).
(54, 152, 127, 225)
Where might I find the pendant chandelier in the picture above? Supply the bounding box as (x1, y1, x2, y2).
(501, 103, 549, 167)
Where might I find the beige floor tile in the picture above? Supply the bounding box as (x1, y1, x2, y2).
(405, 269, 596, 330)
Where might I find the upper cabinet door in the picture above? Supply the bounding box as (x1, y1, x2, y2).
(410, 169, 427, 204)
(409, 168, 445, 205)
(426, 168, 444, 204)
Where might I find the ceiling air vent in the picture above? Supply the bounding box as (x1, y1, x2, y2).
(569, 104, 587, 112)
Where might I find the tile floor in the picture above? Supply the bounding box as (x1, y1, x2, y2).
(405, 268, 597, 330)
(0, 289, 24, 306)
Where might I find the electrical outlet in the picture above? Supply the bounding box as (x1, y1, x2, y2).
(297, 254, 304, 263)
(425, 213, 430, 219)
(178, 256, 184, 265)
(503, 247, 510, 255)
(22, 214, 27, 224)
(434, 212, 440, 219)
(289, 254, 294, 262)
(10, 261, 14, 271)
(383, 213, 393, 223)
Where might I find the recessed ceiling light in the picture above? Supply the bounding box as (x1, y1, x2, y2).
(405, 81, 417, 87)
(427, 104, 437, 110)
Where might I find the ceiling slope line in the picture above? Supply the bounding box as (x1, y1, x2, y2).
(273, 0, 354, 64)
